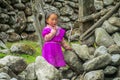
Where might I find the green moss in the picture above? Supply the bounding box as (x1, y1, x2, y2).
(0, 40, 41, 64)
(0, 53, 6, 58)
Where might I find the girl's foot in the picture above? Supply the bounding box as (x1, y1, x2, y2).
(56, 67, 60, 69)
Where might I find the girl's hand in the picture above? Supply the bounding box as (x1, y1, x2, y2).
(51, 27, 57, 34)
(65, 46, 72, 50)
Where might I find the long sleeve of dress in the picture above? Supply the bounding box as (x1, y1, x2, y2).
(42, 28, 56, 41)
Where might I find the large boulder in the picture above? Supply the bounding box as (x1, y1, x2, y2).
(10, 43, 35, 55)
(64, 50, 84, 74)
(0, 55, 27, 75)
(25, 63, 37, 80)
(94, 46, 108, 57)
(102, 21, 119, 34)
(104, 66, 117, 75)
(94, 0, 104, 10)
(35, 56, 61, 80)
(108, 17, 120, 27)
(0, 72, 11, 80)
(111, 54, 120, 66)
(108, 45, 120, 54)
(103, 0, 114, 6)
(112, 32, 120, 46)
(71, 43, 92, 61)
(84, 70, 104, 80)
(83, 54, 112, 71)
(95, 28, 114, 47)
(8, 32, 21, 42)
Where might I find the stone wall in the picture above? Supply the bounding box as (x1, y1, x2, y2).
(0, 0, 80, 43)
(0, 0, 120, 80)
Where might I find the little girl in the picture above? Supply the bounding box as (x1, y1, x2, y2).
(41, 12, 72, 69)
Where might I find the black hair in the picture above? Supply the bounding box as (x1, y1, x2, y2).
(45, 12, 59, 20)
(45, 11, 59, 24)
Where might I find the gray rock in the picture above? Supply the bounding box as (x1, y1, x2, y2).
(0, 40, 7, 49)
(21, 0, 30, 3)
(112, 32, 120, 46)
(0, 66, 17, 79)
(64, 50, 83, 74)
(10, 78, 17, 80)
(8, 59, 27, 75)
(0, 24, 10, 32)
(18, 71, 27, 80)
(108, 45, 120, 54)
(82, 35, 95, 47)
(0, 56, 26, 75)
(84, 70, 104, 80)
(60, 5, 74, 16)
(6, 29, 15, 34)
(111, 54, 120, 66)
(27, 15, 35, 22)
(95, 28, 114, 47)
(83, 54, 112, 71)
(119, 8, 120, 17)
(27, 33, 38, 41)
(57, 0, 64, 2)
(20, 32, 28, 40)
(15, 11, 26, 33)
(8, 11, 17, 25)
(108, 17, 120, 27)
(104, 66, 117, 75)
(35, 56, 61, 80)
(70, 0, 78, 2)
(44, 4, 60, 16)
(70, 13, 78, 21)
(60, 22, 73, 30)
(69, 33, 80, 41)
(60, 16, 70, 22)
(71, 44, 92, 61)
(0, 13, 10, 24)
(0, 32, 9, 42)
(103, 0, 114, 6)
(102, 21, 119, 34)
(117, 66, 120, 77)
(25, 22, 35, 32)
(0, 49, 10, 54)
(65, 30, 80, 41)
(8, 32, 21, 42)
(94, 46, 108, 57)
(24, 6, 32, 16)
(14, 3, 25, 10)
(88, 47, 95, 55)
(45, 0, 52, 3)
(94, 0, 104, 10)
(113, 77, 120, 80)
(10, 43, 35, 55)
(61, 69, 74, 79)
(65, 1, 78, 8)
(10, 0, 20, 4)
(25, 63, 37, 80)
(53, 2, 62, 8)
(0, 72, 11, 80)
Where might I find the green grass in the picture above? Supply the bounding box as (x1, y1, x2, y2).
(0, 40, 41, 64)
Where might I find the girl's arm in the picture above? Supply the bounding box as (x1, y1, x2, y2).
(44, 29, 56, 41)
(61, 38, 72, 50)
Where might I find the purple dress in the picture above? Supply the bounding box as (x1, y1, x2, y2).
(42, 25, 66, 67)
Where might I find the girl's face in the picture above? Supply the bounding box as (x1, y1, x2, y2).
(46, 14, 58, 27)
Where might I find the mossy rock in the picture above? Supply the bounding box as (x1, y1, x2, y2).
(10, 43, 35, 55)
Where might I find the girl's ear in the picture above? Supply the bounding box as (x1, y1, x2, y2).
(46, 19, 48, 24)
